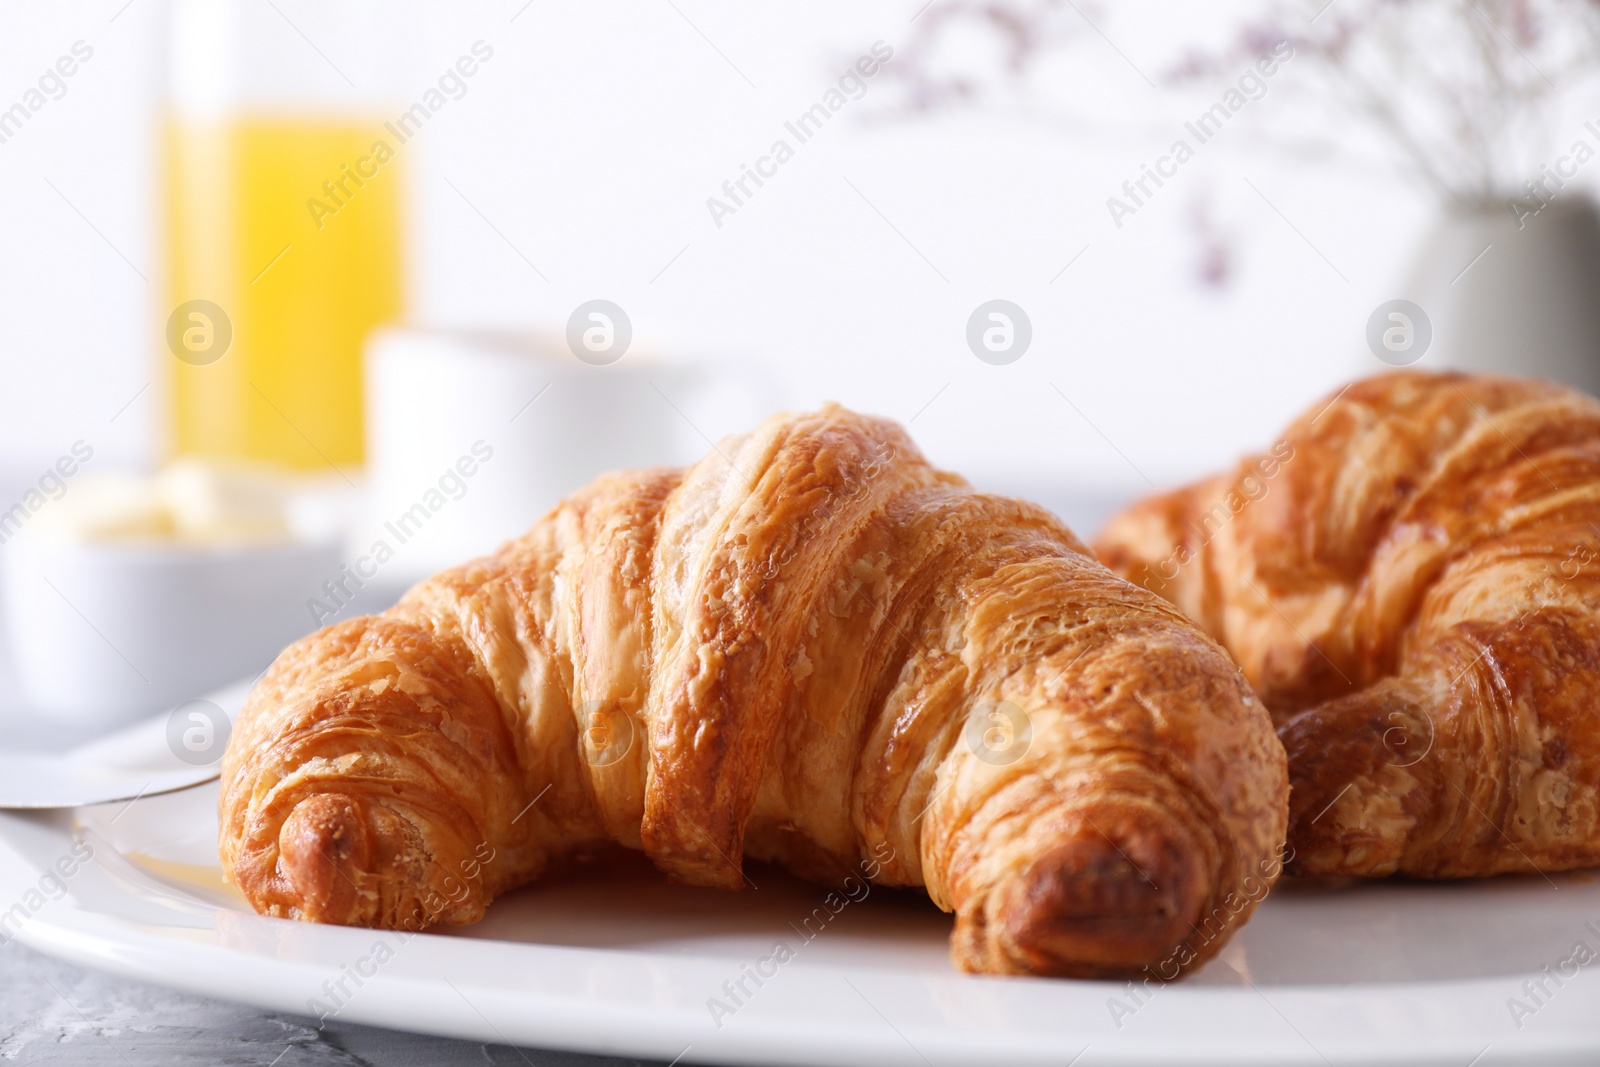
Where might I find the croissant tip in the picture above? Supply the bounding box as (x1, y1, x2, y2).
(278, 794, 372, 925)
(992, 829, 1205, 979)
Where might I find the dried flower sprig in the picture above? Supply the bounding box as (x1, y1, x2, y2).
(881, 0, 1600, 203)
(873, 0, 1090, 117)
(1172, 0, 1600, 204)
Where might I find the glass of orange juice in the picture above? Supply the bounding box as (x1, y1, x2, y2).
(164, 0, 403, 473)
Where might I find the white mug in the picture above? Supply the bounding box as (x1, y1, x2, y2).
(360, 327, 773, 588)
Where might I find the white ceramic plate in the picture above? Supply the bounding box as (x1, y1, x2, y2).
(2, 783, 1598, 1066)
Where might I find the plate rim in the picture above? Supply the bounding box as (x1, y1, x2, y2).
(5, 803, 1600, 1067)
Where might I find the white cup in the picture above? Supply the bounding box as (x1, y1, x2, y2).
(361, 328, 771, 586)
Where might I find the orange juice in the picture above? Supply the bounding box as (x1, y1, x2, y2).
(165, 119, 402, 470)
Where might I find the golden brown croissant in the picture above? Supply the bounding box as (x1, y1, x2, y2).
(1096, 370, 1600, 879)
(220, 404, 1287, 979)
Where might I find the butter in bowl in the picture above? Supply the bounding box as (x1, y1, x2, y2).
(1, 458, 345, 727)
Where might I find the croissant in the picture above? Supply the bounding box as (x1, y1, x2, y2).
(220, 403, 1287, 979)
(1096, 370, 1600, 879)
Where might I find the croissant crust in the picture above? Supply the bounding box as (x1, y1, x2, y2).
(1097, 371, 1600, 878)
(221, 404, 1287, 978)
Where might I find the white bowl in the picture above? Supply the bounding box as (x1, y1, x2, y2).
(1, 535, 342, 727)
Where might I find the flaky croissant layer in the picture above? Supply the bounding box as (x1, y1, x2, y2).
(221, 404, 1287, 978)
(1097, 371, 1600, 879)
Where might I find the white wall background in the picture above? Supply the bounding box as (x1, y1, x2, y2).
(0, 0, 1472, 505)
